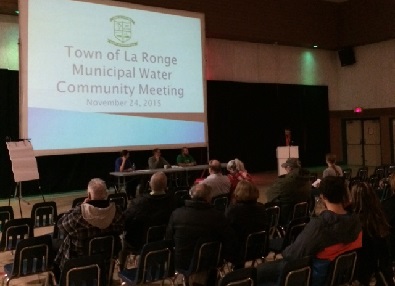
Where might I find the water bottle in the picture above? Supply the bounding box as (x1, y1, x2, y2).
(132, 163, 136, 171)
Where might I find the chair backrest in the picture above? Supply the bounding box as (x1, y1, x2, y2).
(0, 205, 14, 232)
(291, 202, 309, 220)
(31, 201, 57, 227)
(342, 168, 352, 180)
(243, 230, 269, 264)
(356, 167, 369, 181)
(60, 254, 106, 286)
(71, 196, 87, 208)
(218, 267, 257, 286)
(373, 166, 386, 180)
(368, 176, 380, 189)
(5, 234, 56, 285)
(108, 192, 128, 210)
(281, 217, 310, 251)
(131, 239, 175, 284)
(264, 205, 281, 238)
(280, 256, 311, 286)
(146, 224, 167, 244)
(380, 181, 392, 201)
(212, 194, 229, 212)
(0, 218, 34, 251)
(87, 234, 116, 286)
(174, 190, 190, 208)
(386, 165, 395, 178)
(326, 251, 357, 286)
(52, 212, 67, 240)
(188, 240, 222, 274)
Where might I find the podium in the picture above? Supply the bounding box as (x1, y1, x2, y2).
(276, 146, 299, 176)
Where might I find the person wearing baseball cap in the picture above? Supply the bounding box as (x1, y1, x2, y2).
(265, 157, 311, 226)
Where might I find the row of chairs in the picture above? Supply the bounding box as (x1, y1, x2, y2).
(1, 232, 117, 286)
(345, 164, 395, 183)
(0, 231, 358, 286)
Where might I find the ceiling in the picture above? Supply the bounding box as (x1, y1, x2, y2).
(2, 0, 394, 50)
(0, 0, 349, 17)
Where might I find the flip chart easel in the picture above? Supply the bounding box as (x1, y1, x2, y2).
(6, 140, 43, 216)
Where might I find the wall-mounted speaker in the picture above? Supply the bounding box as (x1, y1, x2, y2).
(338, 47, 356, 67)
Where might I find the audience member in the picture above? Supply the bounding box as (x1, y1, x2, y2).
(177, 147, 196, 166)
(311, 153, 343, 211)
(225, 180, 267, 268)
(199, 159, 231, 199)
(257, 176, 362, 286)
(227, 158, 252, 200)
(148, 148, 171, 169)
(381, 174, 395, 262)
(323, 153, 343, 178)
(349, 182, 394, 286)
(119, 171, 175, 270)
(55, 178, 124, 271)
(166, 183, 235, 284)
(265, 158, 311, 225)
(115, 150, 138, 198)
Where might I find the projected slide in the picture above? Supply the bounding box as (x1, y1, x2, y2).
(19, 0, 206, 156)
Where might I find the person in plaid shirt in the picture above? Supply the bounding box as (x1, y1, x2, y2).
(55, 178, 124, 270)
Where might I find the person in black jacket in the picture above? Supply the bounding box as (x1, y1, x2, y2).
(225, 180, 268, 268)
(119, 171, 175, 270)
(166, 183, 235, 284)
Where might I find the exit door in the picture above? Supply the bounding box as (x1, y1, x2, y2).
(345, 119, 381, 166)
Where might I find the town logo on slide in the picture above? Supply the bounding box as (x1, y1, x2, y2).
(108, 15, 138, 47)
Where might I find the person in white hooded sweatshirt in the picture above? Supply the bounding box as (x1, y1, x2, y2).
(55, 178, 124, 270)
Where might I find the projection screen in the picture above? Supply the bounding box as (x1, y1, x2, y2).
(19, 0, 207, 156)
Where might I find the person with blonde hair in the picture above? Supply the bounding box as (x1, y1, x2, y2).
(227, 158, 252, 199)
(350, 182, 394, 286)
(225, 180, 267, 268)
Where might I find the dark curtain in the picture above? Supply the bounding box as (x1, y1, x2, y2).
(0, 69, 19, 198)
(207, 81, 330, 173)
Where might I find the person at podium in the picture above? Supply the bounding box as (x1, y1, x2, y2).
(284, 128, 292, 146)
(278, 128, 297, 147)
(265, 157, 311, 226)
